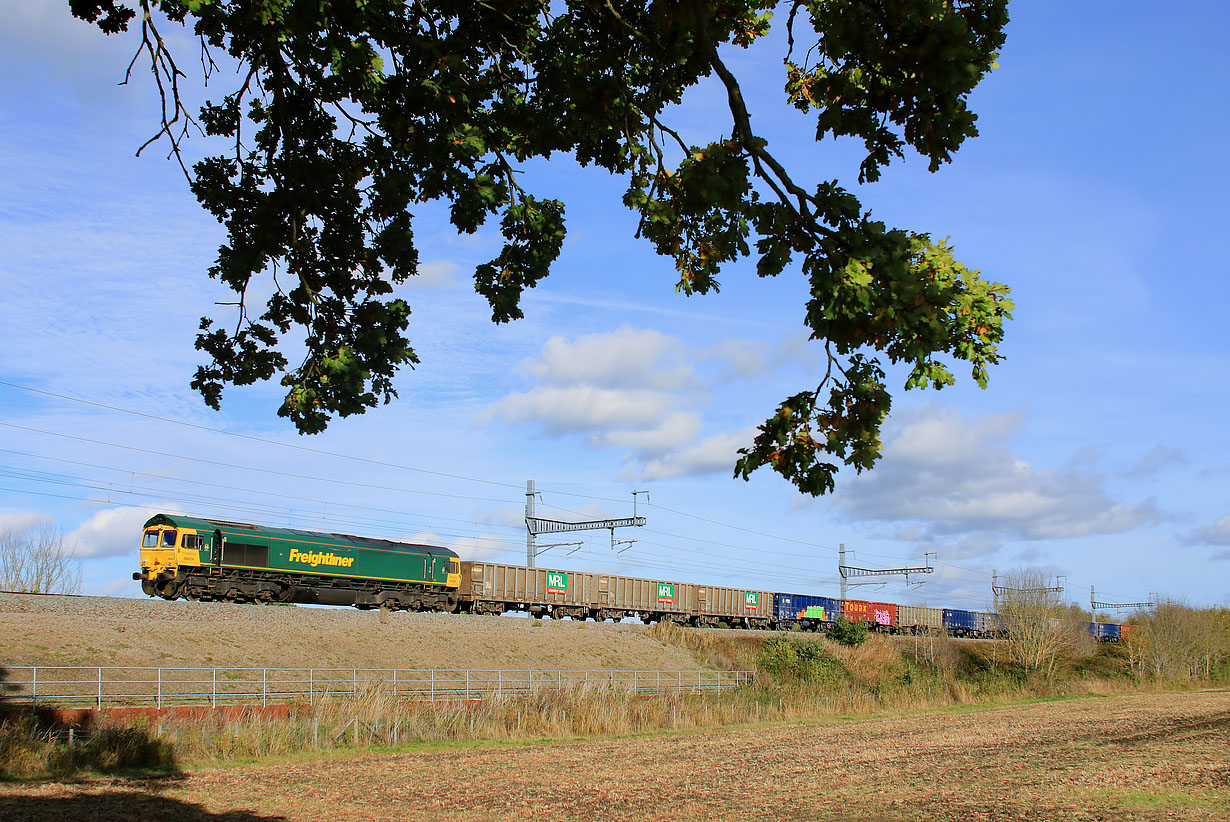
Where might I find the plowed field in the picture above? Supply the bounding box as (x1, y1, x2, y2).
(4, 691, 1228, 821)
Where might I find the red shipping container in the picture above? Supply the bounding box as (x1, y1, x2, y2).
(842, 600, 897, 628)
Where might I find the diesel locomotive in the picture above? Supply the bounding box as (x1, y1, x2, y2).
(134, 513, 460, 611)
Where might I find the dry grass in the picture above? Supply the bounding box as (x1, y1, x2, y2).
(6, 691, 1229, 822)
(0, 633, 1188, 780)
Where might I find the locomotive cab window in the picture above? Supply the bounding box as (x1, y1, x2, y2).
(448, 559, 459, 574)
(142, 530, 159, 548)
(161, 530, 178, 547)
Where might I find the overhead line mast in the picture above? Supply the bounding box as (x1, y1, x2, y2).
(525, 480, 647, 568)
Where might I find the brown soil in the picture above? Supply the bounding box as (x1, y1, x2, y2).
(0, 592, 704, 672)
(4, 691, 1228, 821)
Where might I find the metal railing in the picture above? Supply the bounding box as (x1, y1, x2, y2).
(0, 666, 753, 709)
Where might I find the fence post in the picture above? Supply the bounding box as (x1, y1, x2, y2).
(97, 667, 102, 710)
(393, 669, 398, 699)
(157, 668, 162, 710)
(430, 669, 435, 702)
(309, 669, 314, 706)
(657, 670, 661, 693)
(352, 668, 357, 697)
(212, 669, 217, 709)
(263, 669, 267, 707)
(498, 669, 502, 698)
(31, 666, 36, 708)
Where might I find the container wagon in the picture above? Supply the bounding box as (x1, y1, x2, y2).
(842, 599, 898, 631)
(897, 604, 943, 635)
(458, 562, 771, 627)
(774, 593, 842, 631)
(943, 608, 978, 637)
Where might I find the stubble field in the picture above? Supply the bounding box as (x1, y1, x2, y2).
(4, 691, 1228, 822)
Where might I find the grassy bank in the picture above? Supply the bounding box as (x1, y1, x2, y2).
(2, 627, 1218, 780)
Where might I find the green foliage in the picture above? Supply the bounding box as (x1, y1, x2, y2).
(73, 0, 1012, 494)
(758, 636, 847, 684)
(0, 716, 177, 779)
(827, 617, 869, 647)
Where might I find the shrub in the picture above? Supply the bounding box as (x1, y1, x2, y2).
(828, 618, 869, 647)
(757, 637, 846, 684)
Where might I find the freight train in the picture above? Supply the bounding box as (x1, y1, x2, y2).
(134, 513, 1130, 641)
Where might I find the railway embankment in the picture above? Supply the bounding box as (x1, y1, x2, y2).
(0, 592, 704, 672)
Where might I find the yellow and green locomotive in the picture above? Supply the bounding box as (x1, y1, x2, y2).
(134, 514, 460, 610)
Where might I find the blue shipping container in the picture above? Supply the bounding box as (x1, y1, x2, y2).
(1092, 621, 1120, 641)
(775, 593, 841, 624)
(943, 608, 977, 634)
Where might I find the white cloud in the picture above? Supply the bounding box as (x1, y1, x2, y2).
(406, 260, 462, 289)
(483, 328, 813, 481)
(404, 528, 512, 562)
(705, 339, 771, 380)
(486, 386, 681, 434)
(0, 511, 53, 533)
(704, 332, 817, 380)
(1125, 445, 1186, 478)
(65, 506, 161, 558)
(448, 534, 512, 561)
(831, 406, 1162, 551)
(639, 428, 755, 481)
(588, 412, 702, 454)
(526, 327, 694, 390)
(1186, 515, 1230, 547)
(474, 506, 527, 529)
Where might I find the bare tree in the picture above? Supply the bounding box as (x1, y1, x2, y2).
(0, 523, 82, 594)
(995, 569, 1070, 677)
(1131, 599, 1230, 682)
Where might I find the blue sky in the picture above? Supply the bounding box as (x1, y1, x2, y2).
(0, 1, 1227, 614)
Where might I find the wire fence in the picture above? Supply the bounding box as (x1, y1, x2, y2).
(0, 666, 754, 709)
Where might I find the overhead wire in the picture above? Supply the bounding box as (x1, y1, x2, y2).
(3, 382, 1133, 610)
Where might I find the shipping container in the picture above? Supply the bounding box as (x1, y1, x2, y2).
(943, 608, 977, 636)
(458, 562, 692, 621)
(897, 604, 943, 634)
(1090, 621, 1120, 641)
(843, 599, 897, 630)
(692, 585, 773, 625)
(459, 562, 596, 617)
(597, 573, 691, 619)
(774, 593, 841, 626)
(974, 611, 1002, 638)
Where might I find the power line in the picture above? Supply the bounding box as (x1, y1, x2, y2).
(2, 385, 871, 557)
(0, 381, 526, 491)
(0, 427, 519, 505)
(0, 454, 527, 535)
